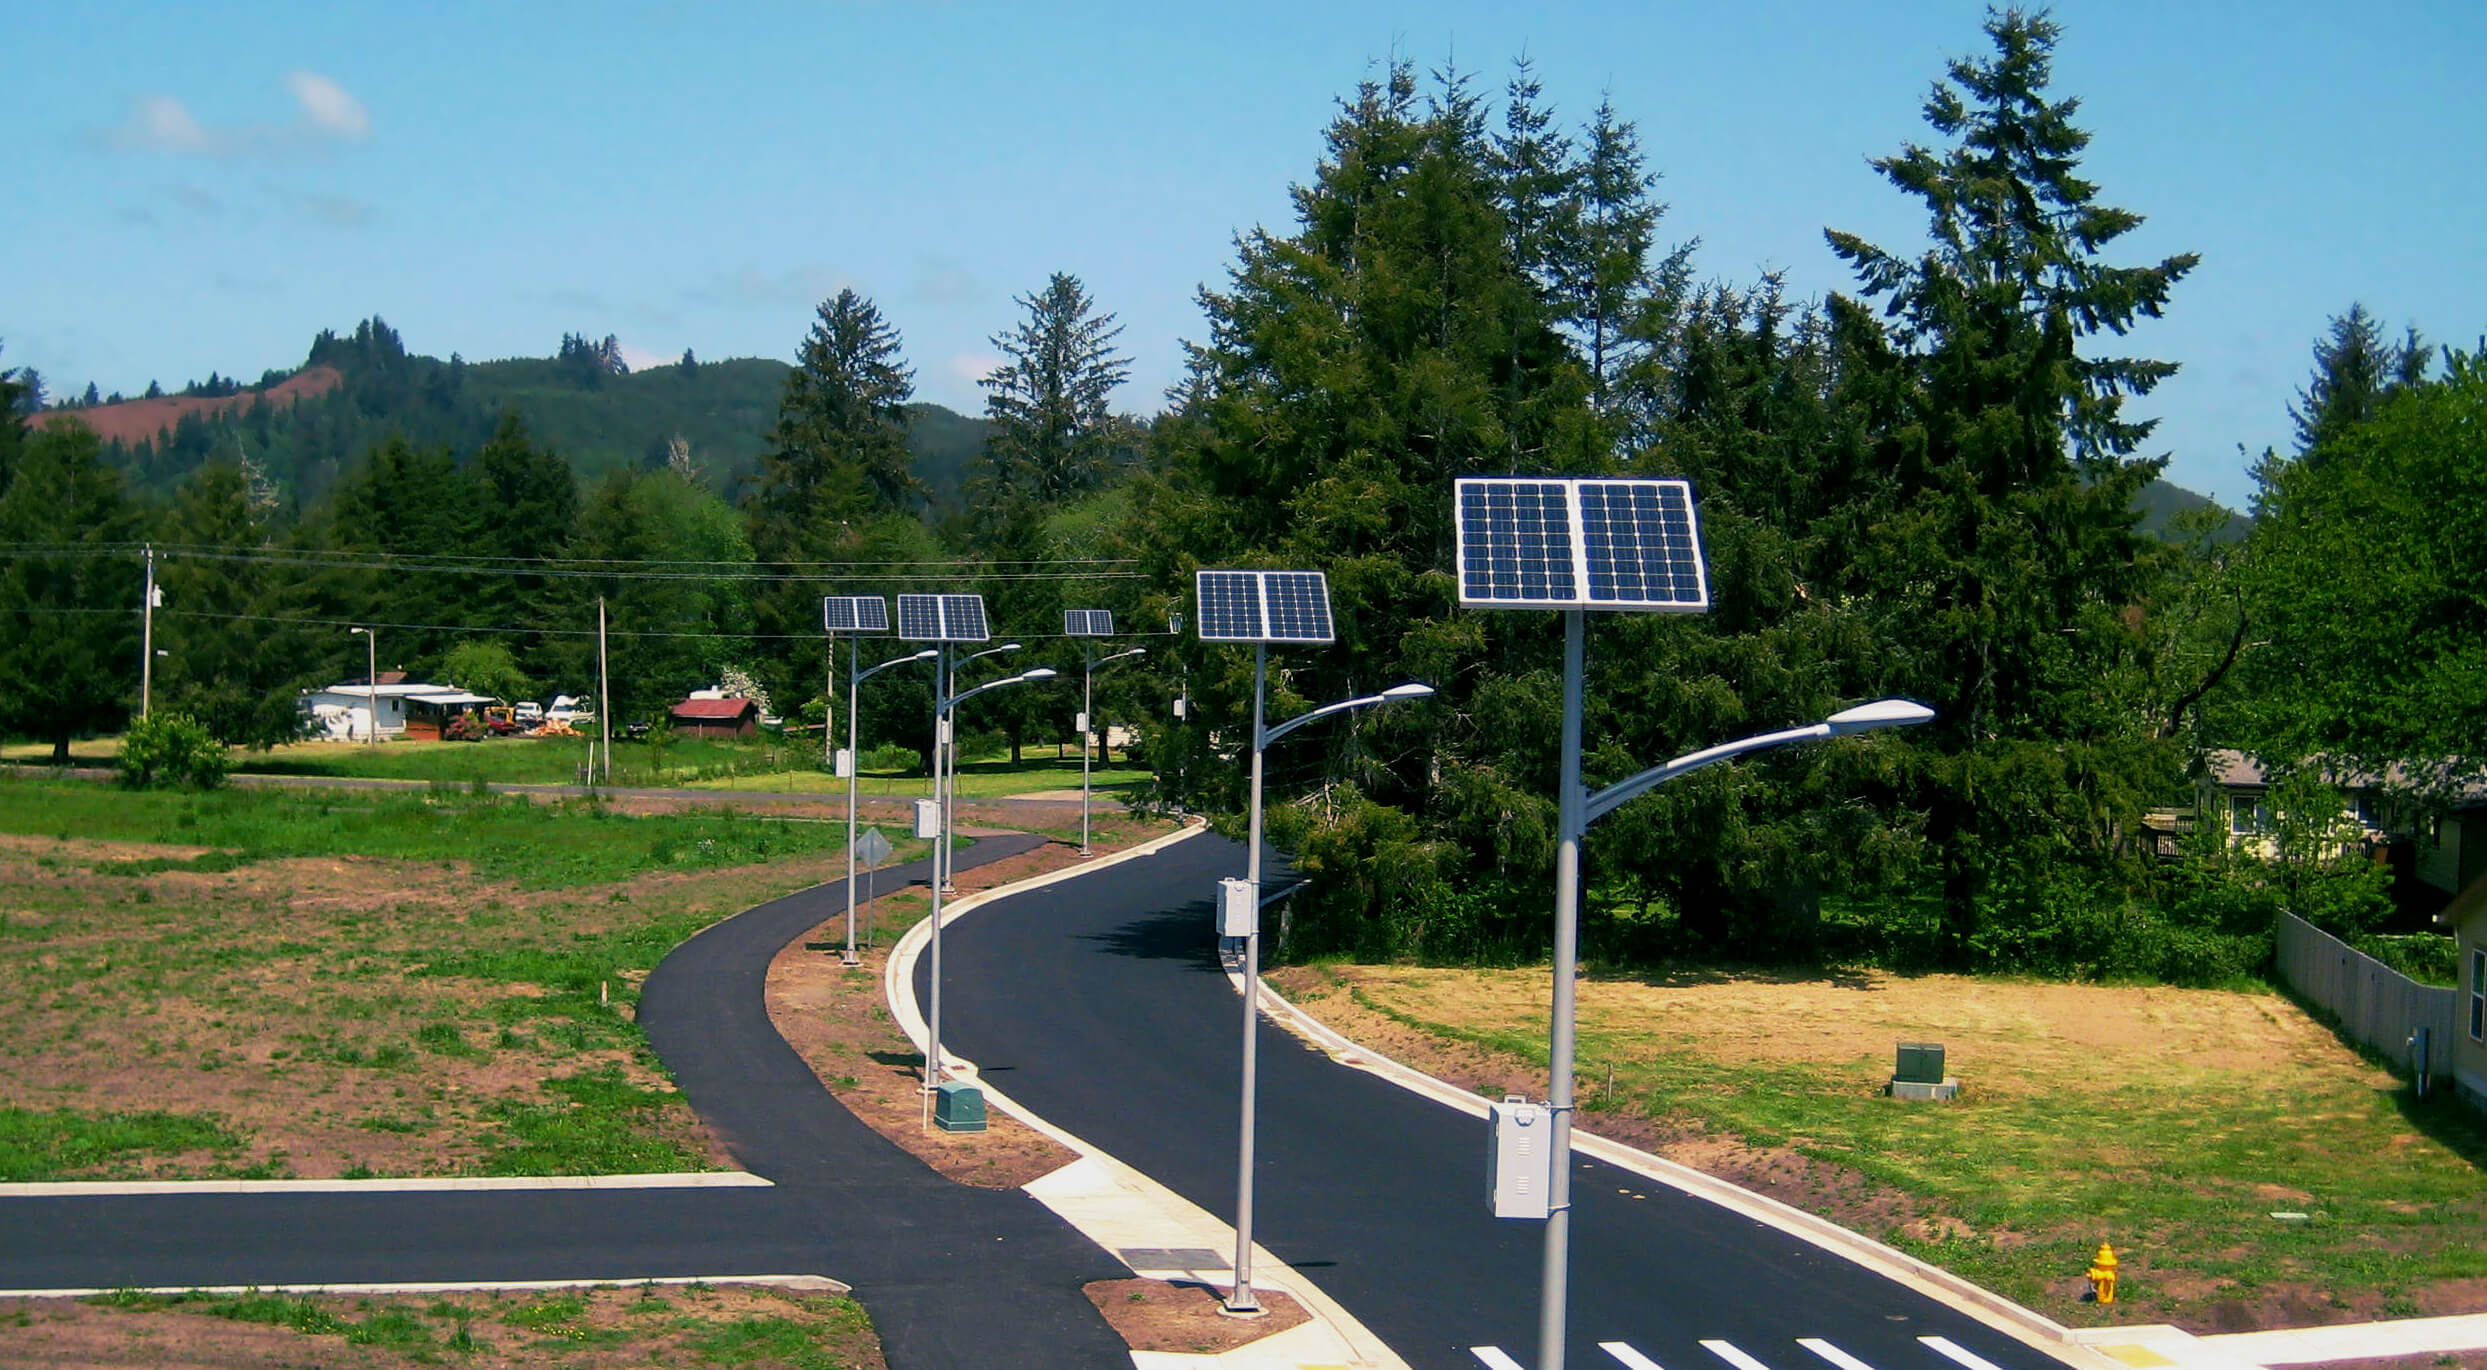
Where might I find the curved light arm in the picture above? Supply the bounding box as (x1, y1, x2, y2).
(1581, 698, 1934, 827)
(855, 647, 939, 686)
(1091, 647, 1148, 672)
(962, 642, 1023, 668)
(947, 667, 1057, 710)
(1261, 681, 1433, 748)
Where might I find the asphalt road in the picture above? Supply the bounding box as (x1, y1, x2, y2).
(927, 830, 2072, 1370)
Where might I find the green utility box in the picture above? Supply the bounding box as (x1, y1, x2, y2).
(934, 1081, 986, 1133)
(1895, 1042, 1946, 1085)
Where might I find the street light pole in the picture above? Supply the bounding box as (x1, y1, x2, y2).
(1226, 670, 1435, 1315)
(1080, 646, 1145, 856)
(1531, 692, 1933, 1370)
(941, 642, 1020, 894)
(847, 648, 935, 965)
(140, 545, 157, 719)
(923, 665, 1057, 1116)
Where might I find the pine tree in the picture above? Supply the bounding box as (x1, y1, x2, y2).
(0, 422, 142, 761)
(155, 460, 312, 746)
(1565, 97, 1679, 410)
(2287, 303, 2432, 456)
(975, 273, 1131, 509)
(1822, 9, 2197, 963)
(753, 289, 919, 528)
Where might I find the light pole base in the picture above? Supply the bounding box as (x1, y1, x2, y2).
(1216, 1298, 1265, 1319)
(839, 949, 861, 967)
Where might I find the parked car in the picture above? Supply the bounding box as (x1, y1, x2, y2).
(513, 702, 544, 724)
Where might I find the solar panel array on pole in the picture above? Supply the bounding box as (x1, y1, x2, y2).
(896, 593, 991, 642)
(821, 595, 891, 634)
(1453, 477, 1709, 612)
(1195, 569, 1334, 643)
(1064, 609, 1115, 636)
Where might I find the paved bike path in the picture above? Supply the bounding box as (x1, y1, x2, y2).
(928, 830, 2074, 1370)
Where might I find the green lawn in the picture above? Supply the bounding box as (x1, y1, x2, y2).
(0, 776, 868, 889)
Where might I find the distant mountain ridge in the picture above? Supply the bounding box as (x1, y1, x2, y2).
(47, 318, 990, 514)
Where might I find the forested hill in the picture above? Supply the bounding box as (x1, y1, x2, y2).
(39, 319, 990, 512)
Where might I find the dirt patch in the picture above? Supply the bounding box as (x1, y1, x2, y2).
(0, 1282, 881, 1368)
(2298, 1355, 2487, 1370)
(28, 366, 343, 448)
(1083, 1278, 1309, 1354)
(762, 825, 1178, 1189)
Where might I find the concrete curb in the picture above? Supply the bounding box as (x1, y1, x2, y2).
(1234, 960, 2127, 1370)
(0, 1273, 846, 1301)
(0, 1172, 772, 1199)
(884, 823, 1412, 1370)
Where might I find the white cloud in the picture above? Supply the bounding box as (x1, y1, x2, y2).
(262, 184, 374, 228)
(286, 71, 369, 139)
(947, 351, 1005, 388)
(616, 342, 672, 373)
(99, 73, 372, 159)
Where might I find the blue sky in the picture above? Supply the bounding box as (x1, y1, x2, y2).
(5, 2, 2480, 510)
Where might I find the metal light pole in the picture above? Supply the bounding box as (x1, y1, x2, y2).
(348, 627, 377, 747)
(1080, 647, 1146, 856)
(140, 545, 158, 718)
(846, 648, 936, 965)
(1531, 694, 1933, 1370)
(1226, 673, 1435, 1314)
(939, 642, 1020, 894)
(596, 597, 612, 784)
(924, 666, 1057, 1110)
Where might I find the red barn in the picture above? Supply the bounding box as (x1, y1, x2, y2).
(669, 697, 760, 739)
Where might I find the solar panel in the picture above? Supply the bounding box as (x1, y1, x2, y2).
(1195, 571, 1263, 641)
(1194, 569, 1334, 644)
(939, 594, 989, 642)
(1063, 609, 1115, 637)
(821, 595, 891, 634)
(896, 594, 945, 641)
(1262, 572, 1334, 642)
(1454, 477, 1709, 613)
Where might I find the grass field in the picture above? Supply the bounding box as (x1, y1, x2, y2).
(0, 777, 926, 1180)
(3, 1282, 883, 1368)
(1267, 962, 2487, 1333)
(5, 734, 1156, 800)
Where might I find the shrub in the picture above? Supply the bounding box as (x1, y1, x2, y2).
(117, 712, 228, 791)
(861, 743, 922, 774)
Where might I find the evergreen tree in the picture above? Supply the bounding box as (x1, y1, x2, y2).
(1566, 97, 1680, 410)
(0, 350, 26, 494)
(470, 409, 577, 674)
(679, 348, 698, 380)
(1822, 9, 2197, 963)
(974, 273, 1131, 509)
(0, 422, 141, 761)
(154, 460, 312, 747)
(2286, 303, 2432, 457)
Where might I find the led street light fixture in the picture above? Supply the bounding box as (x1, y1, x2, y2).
(1194, 569, 1334, 643)
(821, 595, 891, 634)
(1064, 609, 1115, 637)
(1454, 477, 1709, 612)
(896, 593, 991, 642)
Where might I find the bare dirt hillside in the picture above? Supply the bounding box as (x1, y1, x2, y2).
(29, 365, 343, 446)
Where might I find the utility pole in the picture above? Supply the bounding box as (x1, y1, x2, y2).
(597, 596, 612, 783)
(139, 545, 157, 718)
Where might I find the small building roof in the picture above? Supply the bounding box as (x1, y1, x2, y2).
(310, 681, 468, 699)
(671, 697, 759, 720)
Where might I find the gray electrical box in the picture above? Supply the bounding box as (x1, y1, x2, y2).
(913, 798, 940, 839)
(1488, 1095, 1551, 1220)
(1895, 1042, 1946, 1085)
(1217, 877, 1255, 937)
(1075, 710, 1089, 736)
(834, 747, 854, 779)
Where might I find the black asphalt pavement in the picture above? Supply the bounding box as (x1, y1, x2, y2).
(8, 833, 1134, 1370)
(928, 830, 2072, 1370)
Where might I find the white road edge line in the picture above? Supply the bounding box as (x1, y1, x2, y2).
(1703, 1339, 1777, 1370)
(1920, 1337, 2007, 1370)
(0, 1273, 846, 1300)
(0, 1172, 772, 1199)
(1473, 1348, 1529, 1370)
(1799, 1337, 1879, 1370)
(884, 820, 1410, 1370)
(1603, 1340, 1668, 1369)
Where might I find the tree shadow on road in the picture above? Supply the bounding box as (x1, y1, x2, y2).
(1079, 903, 1226, 973)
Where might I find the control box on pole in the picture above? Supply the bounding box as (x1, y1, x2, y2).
(1488, 1095, 1552, 1219)
(1217, 877, 1255, 937)
(913, 798, 940, 839)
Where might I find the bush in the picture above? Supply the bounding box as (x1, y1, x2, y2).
(117, 712, 228, 791)
(860, 743, 922, 775)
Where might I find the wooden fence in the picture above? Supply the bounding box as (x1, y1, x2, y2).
(2275, 911, 2459, 1081)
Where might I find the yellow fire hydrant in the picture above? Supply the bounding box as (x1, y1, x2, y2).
(2087, 1243, 2119, 1305)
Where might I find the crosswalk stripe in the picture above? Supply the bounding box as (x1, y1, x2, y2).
(1920, 1336, 2007, 1370)
(1797, 1338, 1877, 1370)
(1702, 1339, 1776, 1370)
(1601, 1342, 1667, 1370)
(1472, 1348, 1529, 1370)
